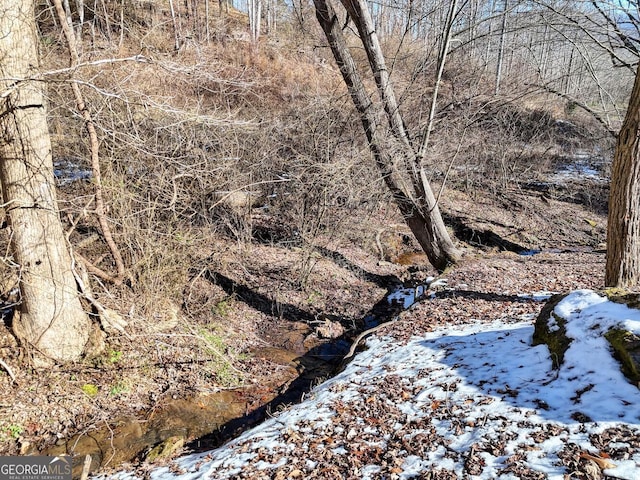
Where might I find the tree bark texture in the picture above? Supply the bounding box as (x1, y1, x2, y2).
(314, 0, 461, 271)
(606, 67, 640, 288)
(341, 0, 410, 149)
(0, 0, 90, 362)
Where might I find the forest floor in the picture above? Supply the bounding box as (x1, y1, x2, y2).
(121, 258, 640, 480)
(0, 177, 610, 477)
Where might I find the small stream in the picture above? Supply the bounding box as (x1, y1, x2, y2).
(41, 277, 420, 477)
(44, 391, 247, 477)
(41, 255, 589, 477)
(42, 153, 606, 476)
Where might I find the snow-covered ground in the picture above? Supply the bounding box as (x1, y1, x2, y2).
(116, 290, 640, 479)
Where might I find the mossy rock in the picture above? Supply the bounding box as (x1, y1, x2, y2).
(604, 288, 640, 310)
(602, 288, 640, 385)
(532, 293, 571, 370)
(534, 289, 640, 387)
(605, 328, 640, 385)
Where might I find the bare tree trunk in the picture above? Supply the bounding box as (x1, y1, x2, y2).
(205, 0, 210, 43)
(417, 0, 457, 162)
(343, 0, 409, 142)
(74, 0, 84, 44)
(606, 67, 640, 288)
(265, 0, 276, 34)
(249, 0, 262, 44)
(169, 0, 181, 51)
(100, 0, 113, 43)
(62, 0, 72, 22)
(314, 0, 461, 271)
(0, 0, 90, 363)
(484, 0, 497, 75)
(188, 0, 199, 41)
(540, 22, 550, 80)
(119, 0, 125, 48)
(494, 0, 508, 95)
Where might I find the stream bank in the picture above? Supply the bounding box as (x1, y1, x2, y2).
(39, 231, 606, 476)
(42, 244, 592, 478)
(0, 182, 609, 477)
(41, 262, 420, 477)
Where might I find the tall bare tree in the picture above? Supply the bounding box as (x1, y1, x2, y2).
(606, 65, 640, 288)
(0, 0, 91, 363)
(494, 0, 508, 94)
(249, 0, 262, 44)
(313, 0, 461, 271)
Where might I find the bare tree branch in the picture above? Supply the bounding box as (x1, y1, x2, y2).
(53, 0, 127, 284)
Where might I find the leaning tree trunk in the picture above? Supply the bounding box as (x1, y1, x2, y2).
(605, 66, 640, 288)
(0, 0, 91, 363)
(314, 0, 461, 271)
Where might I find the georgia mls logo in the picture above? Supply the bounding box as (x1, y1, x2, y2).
(0, 456, 72, 480)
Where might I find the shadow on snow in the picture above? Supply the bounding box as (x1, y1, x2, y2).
(416, 324, 640, 424)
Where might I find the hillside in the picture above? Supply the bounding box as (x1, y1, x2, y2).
(0, 1, 626, 477)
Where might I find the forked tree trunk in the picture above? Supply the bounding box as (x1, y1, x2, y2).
(0, 0, 91, 363)
(314, 0, 461, 271)
(605, 66, 640, 288)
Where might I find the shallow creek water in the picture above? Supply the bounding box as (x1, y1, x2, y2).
(41, 338, 342, 478)
(44, 391, 247, 477)
(41, 282, 415, 478)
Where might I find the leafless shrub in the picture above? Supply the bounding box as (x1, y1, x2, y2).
(32, 0, 614, 323)
(36, 20, 390, 316)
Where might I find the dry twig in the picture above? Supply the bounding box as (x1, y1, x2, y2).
(53, 0, 126, 284)
(0, 358, 16, 384)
